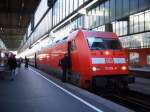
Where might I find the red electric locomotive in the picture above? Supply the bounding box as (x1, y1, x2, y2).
(31, 29, 134, 89)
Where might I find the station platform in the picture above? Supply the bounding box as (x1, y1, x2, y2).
(129, 67, 150, 79)
(129, 77, 150, 95)
(128, 67, 150, 95)
(129, 67, 150, 72)
(0, 65, 133, 112)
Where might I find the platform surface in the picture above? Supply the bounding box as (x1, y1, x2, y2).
(0, 65, 133, 112)
(129, 67, 150, 72)
(129, 77, 150, 95)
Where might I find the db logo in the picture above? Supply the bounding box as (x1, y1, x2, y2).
(105, 58, 113, 63)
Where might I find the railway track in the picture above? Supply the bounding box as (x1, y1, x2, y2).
(101, 91, 150, 112)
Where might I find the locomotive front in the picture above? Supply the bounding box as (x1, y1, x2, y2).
(87, 36, 128, 75)
(85, 32, 134, 89)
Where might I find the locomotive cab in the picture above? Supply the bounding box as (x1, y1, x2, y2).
(87, 36, 128, 75)
(81, 31, 134, 89)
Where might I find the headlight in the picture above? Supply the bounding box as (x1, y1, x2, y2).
(105, 51, 109, 55)
(92, 66, 97, 71)
(1, 52, 5, 58)
(92, 66, 101, 71)
(121, 66, 127, 70)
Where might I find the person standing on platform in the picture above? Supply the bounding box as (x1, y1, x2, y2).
(60, 54, 69, 82)
(25, 56, 29, 68)
(7, 54, 17, 81)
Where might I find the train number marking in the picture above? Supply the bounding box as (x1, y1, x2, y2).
(105, 58, 114, 64)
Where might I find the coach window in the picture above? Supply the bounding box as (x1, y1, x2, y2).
(70, 40, 77, 51)
(129, 52, 139, 65)
(147, 55, 150, 65)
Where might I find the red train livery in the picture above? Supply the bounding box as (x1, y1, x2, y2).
(28, 29, 134, 89)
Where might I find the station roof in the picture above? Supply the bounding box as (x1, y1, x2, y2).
(0, 0, 40, 50)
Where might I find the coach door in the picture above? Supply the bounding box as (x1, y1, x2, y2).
(68, 40, 80, 85)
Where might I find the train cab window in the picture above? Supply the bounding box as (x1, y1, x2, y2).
(87, 37, 122, 50)
(106, 39, 122, 49)
(70, 40, 76, 51)
(87, 37, 106, 50)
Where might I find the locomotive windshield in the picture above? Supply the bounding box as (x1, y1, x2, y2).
(87, 37, 122, 50)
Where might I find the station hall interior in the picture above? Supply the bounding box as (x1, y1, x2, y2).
(0, 0, 150, 112)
